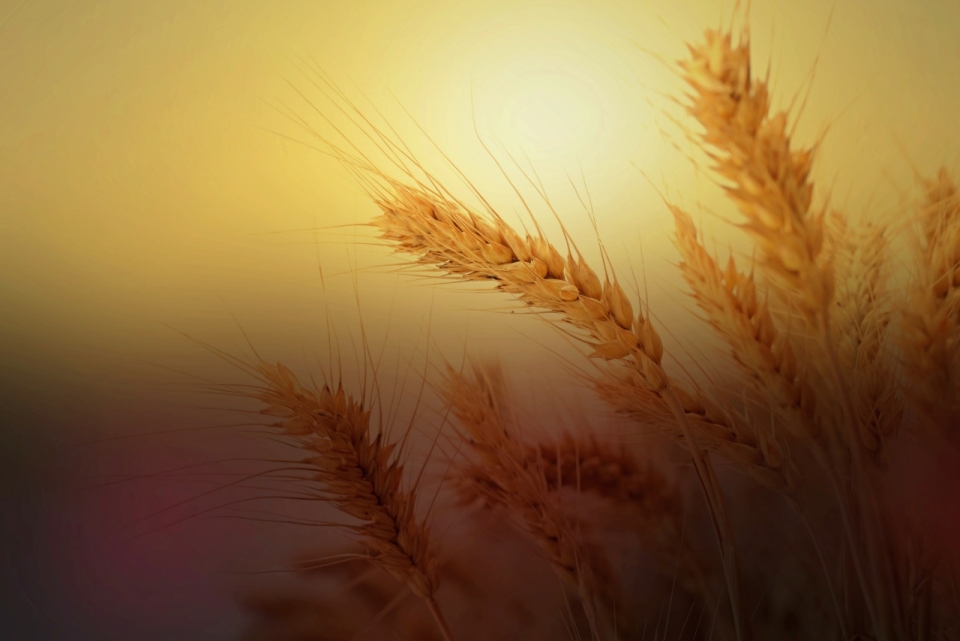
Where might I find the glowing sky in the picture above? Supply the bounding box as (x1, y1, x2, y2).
(2, 0, 959, 387)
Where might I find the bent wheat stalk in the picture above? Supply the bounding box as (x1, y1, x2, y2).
(254, 360, 455, 641)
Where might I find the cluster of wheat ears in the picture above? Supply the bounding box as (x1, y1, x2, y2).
(232, 25, 960, 641)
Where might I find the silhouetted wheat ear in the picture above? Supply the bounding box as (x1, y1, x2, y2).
(902, 169, 960, 433)
(253, 360, 456, 641)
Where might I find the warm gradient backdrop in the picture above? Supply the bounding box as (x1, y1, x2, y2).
(2, 1, 959, 639)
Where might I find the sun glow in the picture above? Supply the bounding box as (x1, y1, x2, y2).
(483, 65, 606, 155)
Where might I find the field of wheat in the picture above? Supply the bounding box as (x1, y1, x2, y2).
(2, 2, 959, 640)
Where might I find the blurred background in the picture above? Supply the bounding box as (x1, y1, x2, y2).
(1, 0, 959, 638)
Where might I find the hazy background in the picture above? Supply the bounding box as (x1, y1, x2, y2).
(1, 0, 959, 638)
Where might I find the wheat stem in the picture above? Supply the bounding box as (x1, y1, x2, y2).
(426, 597, 456, 641)
(663, 387, 750, 641)
(798, 507, 849, 639)
(821, 316, 905, 640)
(814, 444, 883, 639)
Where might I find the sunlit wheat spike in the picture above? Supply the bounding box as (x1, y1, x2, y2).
(373, 178, 773, 472)
(680, 29, 834, 323)
(672, 203, 811, 479)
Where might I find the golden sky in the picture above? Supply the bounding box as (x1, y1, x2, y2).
(2, 0, 959, 430)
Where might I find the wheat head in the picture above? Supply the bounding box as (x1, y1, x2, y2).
(252, 360, 455, 640)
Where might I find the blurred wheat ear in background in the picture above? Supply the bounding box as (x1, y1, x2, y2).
(228, 21, 960, 641)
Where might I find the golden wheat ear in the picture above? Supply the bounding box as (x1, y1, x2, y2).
(676, 30, 900, 464)
(680, 29, 833, 325)
(671, 204, 811, 463)
(252, 359, 456, 641)
(901, 168, 960, 435)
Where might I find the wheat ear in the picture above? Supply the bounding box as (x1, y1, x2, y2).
(680, 29, 833, 323)
(682, 29, 908, 639)
(679, 29, 862, 447)
(674, 203, 880, 634)
(254, 360, 455, 641)
(672, 204, 811, 471)
(901, 168, 960, 435)
(830, 216, 903, 463)
(442, 360, 614, 639)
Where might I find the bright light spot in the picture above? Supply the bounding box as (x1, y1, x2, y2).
(506, 71, 603, 152)
(474, 61, 607, 158)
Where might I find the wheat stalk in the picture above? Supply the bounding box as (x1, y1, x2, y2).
(253, 360, 455, 641)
